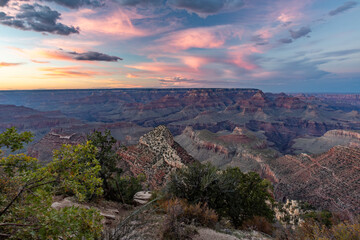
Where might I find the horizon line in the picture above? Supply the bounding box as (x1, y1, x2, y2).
(0, 88, 359, 94)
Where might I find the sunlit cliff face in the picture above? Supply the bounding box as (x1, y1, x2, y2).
(0, 0, 359, 92)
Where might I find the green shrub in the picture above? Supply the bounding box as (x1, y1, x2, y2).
(219, 168, 275, 227)
(110, 174, 145, 204)
(303, 210, 333, 228)
(166, 162, 274, 228)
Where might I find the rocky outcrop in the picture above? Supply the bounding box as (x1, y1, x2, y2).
(273, 146, 360, 216)
(118, 126, 196, 189)
(139, 126, 185, 169)
(275, 96, 307, 109)
(291, 129, 360, 154)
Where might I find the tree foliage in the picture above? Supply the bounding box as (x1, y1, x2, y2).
(220, 168, 274, 227)
(87, 130, 144, 204)
(0, 128, 103, 239)
(166, 162, 274, 228)
(0, 127, 33, 152)
(49, 142, 103, 201)
(87, 130, 122, 199)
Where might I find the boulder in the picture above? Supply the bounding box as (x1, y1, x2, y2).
(134, 191, 152, 205)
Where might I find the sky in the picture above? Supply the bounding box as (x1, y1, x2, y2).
(0, 0, 359, 92)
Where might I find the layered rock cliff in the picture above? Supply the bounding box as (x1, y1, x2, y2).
(2, 89, 360, 155)
(118, 126, 196, 189)
(174, 126, 279, 182)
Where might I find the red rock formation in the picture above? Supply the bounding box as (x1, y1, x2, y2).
(275, 96, 307, 109)
(273, 146, 360, 216)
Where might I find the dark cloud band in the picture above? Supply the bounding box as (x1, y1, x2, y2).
(117, 0, 163, 6)
(289, 27, 311, 39)
(119, 0, 244, 14)
(69, 51, 123, 62)
(279, 38, 293, 44)
(0, 0, 10, 7)
(41, 0, 105, 9)
(0, 3, 79, 35)
(329, 1, 357, 16)
(168, 0, 244, 14)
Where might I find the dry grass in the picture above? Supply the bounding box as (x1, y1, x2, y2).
(160, 198, 219, 240)
(297, 219, 360, 240)
(241, 216, 273, 236)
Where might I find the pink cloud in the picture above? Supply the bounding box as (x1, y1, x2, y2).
(125, 62, 196, 74)
(250, 71, 278, 79)
(227, 44, 262, 70)
(154, 25, 243, 52)
(42, 38, 101, 52)
(181, 56, 212, 70)
(125, 60, 212, 82)
(271, 0, 312, 24)
(62, 7, 149, 39)
(31, 60, 50, 64)
(158, 77, 200, 88)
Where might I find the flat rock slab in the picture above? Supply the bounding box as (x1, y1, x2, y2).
(193, 228, 272, 240)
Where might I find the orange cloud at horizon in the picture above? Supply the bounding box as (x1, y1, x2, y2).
(35, 50, 73, 61)
(38, 66, 105, 78)
(126, 73, 139, 78)
(0, 62, 22, 67)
